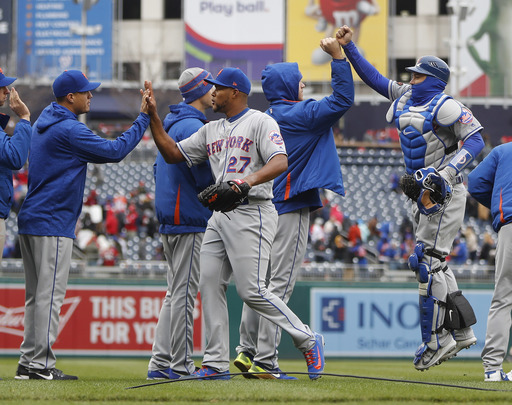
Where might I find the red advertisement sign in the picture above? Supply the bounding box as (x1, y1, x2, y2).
(0, 283, 204, 356)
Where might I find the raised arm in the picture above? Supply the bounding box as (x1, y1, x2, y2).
(143, 80, 185, 163)
(336, 25, 391, 99)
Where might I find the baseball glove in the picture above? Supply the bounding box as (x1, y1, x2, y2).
(399, 173, 422, 202)
(197, 179, 251, 212)
(400, 168, 452, 216)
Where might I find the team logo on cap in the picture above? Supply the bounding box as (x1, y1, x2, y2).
(459, 107, 473, 124)
(269, 130, 284, 145)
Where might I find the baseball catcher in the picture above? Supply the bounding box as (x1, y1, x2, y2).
(197, 179, 251, 212)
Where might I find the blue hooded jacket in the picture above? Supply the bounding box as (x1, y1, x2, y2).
(18, 102, 149, 238)
(0, 116, 31, 219)
(468, 143, 512, 232)
(154, 102, 213, 234)
(262, 60, 354, 214)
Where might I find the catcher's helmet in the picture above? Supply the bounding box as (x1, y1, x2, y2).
(405, 56, 450, 83)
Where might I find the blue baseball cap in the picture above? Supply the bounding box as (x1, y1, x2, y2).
(205, 67, 251, 95)
(0, 68, 16, 87)
(52, 70, 101, 97)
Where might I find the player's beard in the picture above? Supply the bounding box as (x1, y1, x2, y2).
(213, 99, 228, 114)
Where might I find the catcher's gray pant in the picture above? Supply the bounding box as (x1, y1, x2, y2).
(413, 182, 474, 348)
(18, 235, 73, 371)
(148, 232, 203, 375)
(237, 207, 310, 368)
(481, 222, 512, 373)
(200, 203, 315, 372)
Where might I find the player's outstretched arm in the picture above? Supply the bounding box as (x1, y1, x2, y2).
(143, 80, 185, 163)
(335, 25, 390, 99)
(242, 154, 287, 187)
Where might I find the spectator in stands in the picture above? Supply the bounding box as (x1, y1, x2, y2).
(147, 68, 214, 380)
(464, 226, 478, 262)
(310, 217, 326, 246)
(347, 219, 362, 245)
(449, 235, 468, 265)
(331, 233, 351, 263)
(124, 203, 139, 238)
(367, 216, 381, 244)
(105, 206, 120, 236)
(479, 232, 496, 265)
(465, 193, 480, 221)
(0, 70, 31, 266)
(15, 70, 151, 380)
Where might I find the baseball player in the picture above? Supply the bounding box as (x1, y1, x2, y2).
(336, 25, 483, 370)
(15, 70, 151, 380)
(0, 69, 31, 264)
(468, 144, 512, 382)
(147, 68, 214, 380)
(234, 37, 354, 379)
(143, 68, 325, 381)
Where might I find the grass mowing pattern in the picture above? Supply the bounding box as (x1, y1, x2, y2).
(1, 357, 511, 404)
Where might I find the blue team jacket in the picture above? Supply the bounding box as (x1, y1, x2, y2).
(468, 143, 512, 232)
(262, 59, 354, 214)
(0, 117, 31, 219)
(154, 102, 213, 234)
(18, 102, 149, 238)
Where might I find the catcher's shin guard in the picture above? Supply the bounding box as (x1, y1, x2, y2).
(417, 260, 446, 348)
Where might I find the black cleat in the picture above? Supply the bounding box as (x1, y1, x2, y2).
(29, 368, 78, 380)
(15, 364, 30, 380)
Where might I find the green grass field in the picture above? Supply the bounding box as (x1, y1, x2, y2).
(0, 357, 511, 404)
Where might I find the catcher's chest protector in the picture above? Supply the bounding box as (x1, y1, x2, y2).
(387, 93, 453, 174)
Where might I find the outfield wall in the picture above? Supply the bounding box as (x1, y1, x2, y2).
(0, 279, 493, 359)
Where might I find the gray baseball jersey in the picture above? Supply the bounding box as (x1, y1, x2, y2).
(177, 109, 286, 199)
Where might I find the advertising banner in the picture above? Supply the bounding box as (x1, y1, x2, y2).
(17, 0, 112, 80)
(184, 0, 284, 80)
(0, 284, 204, 356)
(286, 0, 388, 82)
(0, 0, 12, 61)
(311, 287, 491, 358)
(457, 0, 512, 97)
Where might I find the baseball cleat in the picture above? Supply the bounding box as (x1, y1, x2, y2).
(249, 361, 297, 380)
(484, 369, 512, 382)
(29, 368, 78, 380)
(189, 366, 231, 380)
(14, 364, 30, 380)
(147, 367, 183, 380)
(414, 338, 456, 371)
(234, 352, 257, 379)
(440, 336, 477, 362)
(303, 332, 325, 380)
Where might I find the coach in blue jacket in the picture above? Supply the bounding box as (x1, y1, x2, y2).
(468, 144, 512, 382)
(235, 37, 354, 379)
(15, 70, 151, 381)
(0, 69, 31, 262)
(147, 68, 214, 380)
